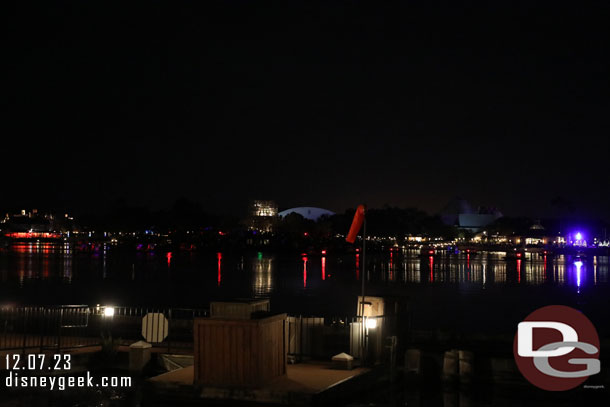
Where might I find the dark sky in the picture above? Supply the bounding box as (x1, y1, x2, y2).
(3, 1, 609, 220)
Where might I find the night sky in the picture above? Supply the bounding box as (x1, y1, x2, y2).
(3, 1, 609, 220)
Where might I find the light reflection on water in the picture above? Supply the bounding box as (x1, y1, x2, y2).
(0, 244, 608, 305)
(252, 254, 273, 297)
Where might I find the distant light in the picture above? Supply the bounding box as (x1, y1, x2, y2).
(366, 318, 377, 329)
(575, 232, 583, 241)
(103, 306, 115, 317)
(321, 250, 327, 255)
(303, 232, 308, 236)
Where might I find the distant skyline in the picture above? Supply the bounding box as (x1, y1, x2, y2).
(3, 2, 609, 221)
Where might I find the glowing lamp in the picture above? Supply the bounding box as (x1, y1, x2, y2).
(575, 232, 582, 241)
(366, 318, 377, 329)
(103, 306, 115, 317)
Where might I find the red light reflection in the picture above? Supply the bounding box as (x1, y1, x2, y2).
(303, 255, 308, 288)
(322, 256, 326, 281)
(217, 252, 222, 286)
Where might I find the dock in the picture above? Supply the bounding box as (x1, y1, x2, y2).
(147, 361, 373, 405)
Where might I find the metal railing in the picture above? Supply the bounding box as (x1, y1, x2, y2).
(0, 305, 208, 354)
(286, 315, 396, 363)
(1, 306, 397, 364)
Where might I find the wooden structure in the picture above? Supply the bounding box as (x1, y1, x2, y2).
(193, 313, 287, 387)
(356, 296, 385, 317)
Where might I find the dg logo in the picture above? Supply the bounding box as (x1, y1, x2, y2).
(513, 305, 601, 391)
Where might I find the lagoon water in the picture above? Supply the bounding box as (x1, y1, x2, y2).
(2, 242, 609, 406)
(1, 243, 608, 315)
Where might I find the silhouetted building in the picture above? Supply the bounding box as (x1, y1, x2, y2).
(2, 209, 53, 232)
(441, 198, 502, 232)
(248, 200, 278, 232)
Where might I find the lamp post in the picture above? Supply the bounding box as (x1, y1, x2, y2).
(361, 217, 367, 364)
(345, 204, 367, 364)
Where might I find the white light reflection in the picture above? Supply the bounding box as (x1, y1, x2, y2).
(252, 254, 274, 297)
(574, 260, 583, 292)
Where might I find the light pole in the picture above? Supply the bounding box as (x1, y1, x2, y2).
(361, 217, 367, 364)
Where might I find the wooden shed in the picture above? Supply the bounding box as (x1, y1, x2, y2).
(193, 313, 287, 387)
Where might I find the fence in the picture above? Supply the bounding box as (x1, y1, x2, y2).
(0, 305, 207, 354)
(1, 306, 397, 364)
(286, 315, 396, 363)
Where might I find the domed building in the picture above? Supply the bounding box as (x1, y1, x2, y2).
(278, 207, 335, 221)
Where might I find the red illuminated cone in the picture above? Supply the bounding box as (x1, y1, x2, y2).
(346, 204, 366, 243)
